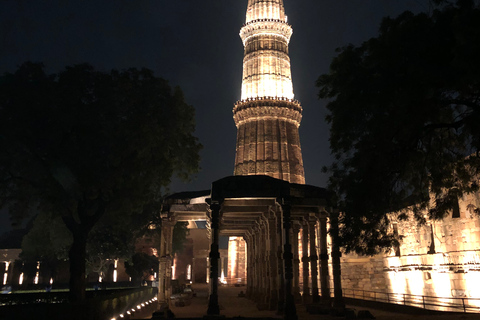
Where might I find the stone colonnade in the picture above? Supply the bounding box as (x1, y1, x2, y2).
(157, 176, 344, 319)
(242, 211, 332, 311)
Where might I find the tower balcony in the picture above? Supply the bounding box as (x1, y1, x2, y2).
(240, 20, 293, 45)
(233, 97, 302, 128)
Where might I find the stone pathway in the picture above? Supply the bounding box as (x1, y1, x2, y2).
(136, 284, 480, 320)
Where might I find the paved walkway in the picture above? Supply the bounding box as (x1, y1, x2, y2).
(136, 284, 480, 320)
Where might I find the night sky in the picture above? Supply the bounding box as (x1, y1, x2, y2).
(0, 0, 429, 202)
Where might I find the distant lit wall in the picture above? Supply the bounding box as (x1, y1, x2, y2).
(340, 191, 480, 303)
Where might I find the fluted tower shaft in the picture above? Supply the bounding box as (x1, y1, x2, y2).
(233, 0, 305, 184)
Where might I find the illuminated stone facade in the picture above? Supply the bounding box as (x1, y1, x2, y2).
(233, 0, 305, 184)
(337, 191, 480, 306)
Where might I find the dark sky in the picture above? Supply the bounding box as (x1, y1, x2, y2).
(0, 0, 429, 200)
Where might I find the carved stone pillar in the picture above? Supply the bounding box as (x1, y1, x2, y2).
(268, 212, 279, 310)
(253, 224, 261, 299)
(276, 206, 285, 315)
(301, 221, 310, 303)
(245, 233, 254, 299)
(292, 222, 301, 301)
(157, 219, 175, 307)
(319, 215, 331, 301)
(207, 201, 221, 315)
(309, 219, 319, 303)
(281, 199, 297, 320)
(261, 217, 270, 306)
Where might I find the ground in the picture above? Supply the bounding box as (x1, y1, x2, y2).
(134, 284, 480, 319)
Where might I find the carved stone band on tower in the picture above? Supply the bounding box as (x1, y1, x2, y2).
(233, 0, 305, 184)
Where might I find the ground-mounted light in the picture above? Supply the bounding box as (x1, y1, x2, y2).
(137, 305, 141, 309)
(126, 311, 131, 315)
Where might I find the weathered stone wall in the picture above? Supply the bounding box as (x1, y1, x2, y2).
(340, 191, 480, 302)
(338, 256, 387, 292)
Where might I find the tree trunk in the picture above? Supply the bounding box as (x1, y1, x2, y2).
(63, 196, 105, 303)
(69, 229, 88, 303)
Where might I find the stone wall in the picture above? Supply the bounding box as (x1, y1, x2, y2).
(338, 256, 387, 292)
(339, 191, 480, 302)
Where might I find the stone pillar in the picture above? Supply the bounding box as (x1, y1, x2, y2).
(157, 219, 175, 307)
(207, 201, 221, 315)
(253, 224, 260, 299)
(330, 210, 345, 311)
(309, 219, 319, 303)
(260, 218, 270, 307)
(319, 214, 331, 301)
(292, 222, 301, 301)
(192, 258, 196, 284)
(301, 221, 310, 303)
(281, 199, 297, 320)
(245, 233, 253, 298)
(268, 212, 279, 310)
(276, 208, 285, 315)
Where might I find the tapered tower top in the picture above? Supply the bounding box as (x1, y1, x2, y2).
(246, 0, 287, 23)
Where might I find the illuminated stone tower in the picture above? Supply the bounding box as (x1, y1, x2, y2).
(233, 0, 305, 184)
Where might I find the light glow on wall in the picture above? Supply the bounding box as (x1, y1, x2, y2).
(3, 262, 9, 285)
(228, 237, 238, 281)
(172, 256, 177, 280)
(186, 264, 192, 281)
(220, 270, 227, 285)
(466, 272, 480, 308)
(113, 259, 118, 283)
(34, 261, 40, 285)
(406, 271, 424, 303)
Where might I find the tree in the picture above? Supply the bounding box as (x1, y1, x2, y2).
(21, 212, 71, 286)
(124, 252, 159, 285)
(172, 222, 189, 254)
(317, 0, 480, 254)
(0, 62, 202, 301)
(22, 201, 163, 287)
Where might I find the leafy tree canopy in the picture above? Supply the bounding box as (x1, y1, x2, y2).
(172, 221, 189, 254)
(317, 0, 480, 254)
(0, 62, 202, 300)
(124, 252, 159, 284)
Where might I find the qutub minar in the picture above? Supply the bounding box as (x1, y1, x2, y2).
(233, 0, 305, 184)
